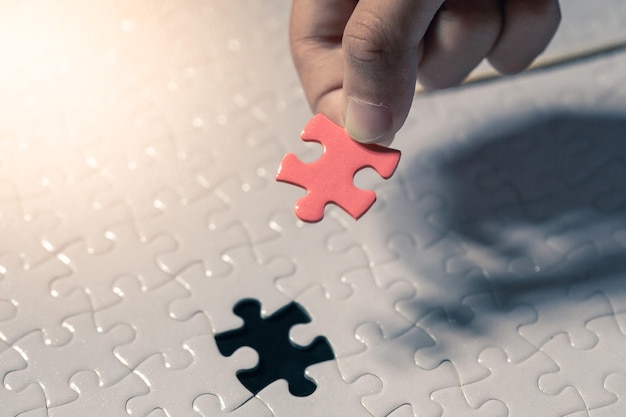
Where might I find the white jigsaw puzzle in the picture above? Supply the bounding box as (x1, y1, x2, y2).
(1, 1, 626, 416)
(4, 312, 134, 407)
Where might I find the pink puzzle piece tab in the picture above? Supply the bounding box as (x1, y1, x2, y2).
(276, 113, 401, 222)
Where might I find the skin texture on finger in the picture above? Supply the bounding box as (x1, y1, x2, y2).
(417, 0, 503, 89)
(488, 0, 561, 74)
(342, 0, 444, 143)
(289, 0, 356, 126)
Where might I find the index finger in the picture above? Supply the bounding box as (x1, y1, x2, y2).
(290, 0, 357, 124)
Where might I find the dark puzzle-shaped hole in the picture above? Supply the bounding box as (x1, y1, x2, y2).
(214, 298, 334, 397)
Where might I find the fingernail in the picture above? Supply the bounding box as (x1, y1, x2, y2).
(344, 97, 392, 144)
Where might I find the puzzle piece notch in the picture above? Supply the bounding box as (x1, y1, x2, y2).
(52, 222, 176, 310)
(210, 174, 284, 244)
(128, 333, 257, 415)
(291, 268, 415, 358)
(256, 360, 382, 417)
(133, 190, 248, 278)
(431, 386, 508, 417)
(569, 260, 626, 336)
(256, 209, 370, 299)
(276, 113, 401, 222)
(538, 314, 626, 410)
(0, 196, 56, 269)
(517, 287, 612, 350)
(464, 347, 587, 417)
(0, 384, 48, 417)
(193, 394, 274, 417)
(414, 293, 538, 385)
(376, 233, 489, 325)
(589, 372, 626, 417)
(327, 183, 448, 267)
(214, 298, 334, 397)
(338, 322, 458, 417)
(20, 170, 133, 254)
(94, 275, 211, 369)
(47, 370, 149, 417)
(0, 340, 48, 417)
(5, 312, 134, 408)
(93, 137, 213, 220)
(0, 254, 91, 345)
(169, 244, 294, 334)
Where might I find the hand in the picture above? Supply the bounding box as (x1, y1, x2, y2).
(289, 0, 561, 145)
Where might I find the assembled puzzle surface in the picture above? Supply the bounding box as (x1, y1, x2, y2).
(2, 1, 626, 416)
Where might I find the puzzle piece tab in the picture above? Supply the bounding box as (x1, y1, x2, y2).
(337, 322, 458, 417)
(128, 333, 257, 415)
(538, 314, 626, 410)
(47, 370, 149, 417)
(0, 340, 48, 417)
(256, 361, 382, 417)
(464, 347, 587, 416)
(276, 113, 401, 222)
(5, 312, 134, 408)
(94, 276, 211, 369)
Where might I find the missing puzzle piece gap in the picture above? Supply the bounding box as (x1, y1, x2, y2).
(276, 113, 401, 223)
(214, 298, 334, 398)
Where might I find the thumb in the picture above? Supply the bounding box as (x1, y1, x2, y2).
(342, 0, 443, 144)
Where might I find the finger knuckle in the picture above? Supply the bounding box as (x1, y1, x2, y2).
(343, 12, 398, 69)
(510, 0, 562, 18)
(441, 0, 501, 30)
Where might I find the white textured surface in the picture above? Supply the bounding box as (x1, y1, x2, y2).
(1, 2, 626, 417)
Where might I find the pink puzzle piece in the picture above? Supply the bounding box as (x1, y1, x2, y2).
(276, 113, 401, 222)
